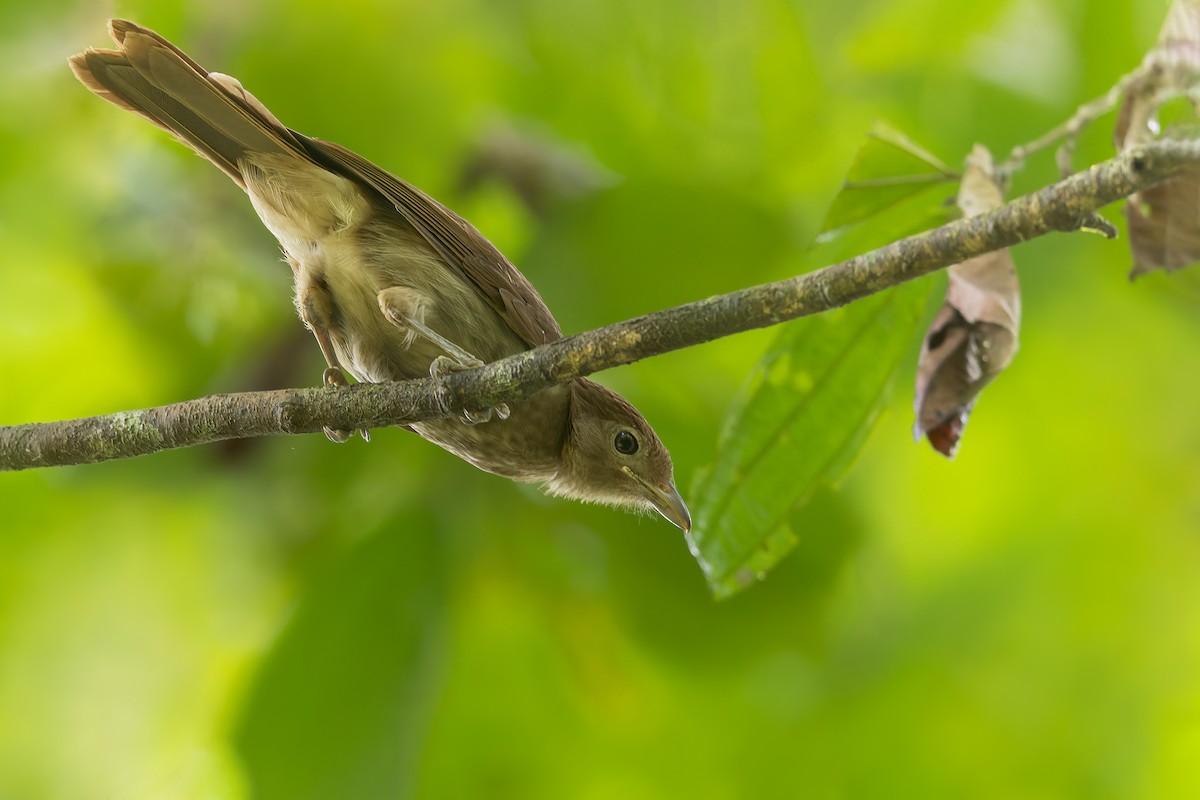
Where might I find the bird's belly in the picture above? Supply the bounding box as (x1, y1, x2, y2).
(318, 233, 444, 383)
(411, 383, 570, 483)
(281, 223, 521, 385)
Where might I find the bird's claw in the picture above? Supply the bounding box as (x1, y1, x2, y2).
(321, 366, 370, 443)
(430, 355, 484, 376)
(428, 356, 508, 426)
(459, 403, 511, 425)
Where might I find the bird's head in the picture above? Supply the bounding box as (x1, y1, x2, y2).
(550, 379, 690, 531)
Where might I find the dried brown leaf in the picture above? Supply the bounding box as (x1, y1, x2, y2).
(1117, 0, 1200, 277)
(914, 146, 1021, 457)
(1125, 164, 1200, 276)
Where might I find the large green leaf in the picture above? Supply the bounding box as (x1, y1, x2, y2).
(689, 127, 956, 599)
(690, 282, 932, 598)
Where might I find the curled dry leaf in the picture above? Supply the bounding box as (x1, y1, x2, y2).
(914, 146, 1021, 457)
(1116, 0, 1200, 278)
(1125, 165, 1200, 276)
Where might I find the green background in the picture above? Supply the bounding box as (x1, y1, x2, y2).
(1, 0, 1197, 797)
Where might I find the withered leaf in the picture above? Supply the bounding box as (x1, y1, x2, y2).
(914, 146, 1021, 457)
(1125, 165, 1200, 277)
(1116, 0, 1200, 277)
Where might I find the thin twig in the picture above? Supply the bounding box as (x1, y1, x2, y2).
(1001, 79, 1130, 176)
(2, 138, 1197, 471)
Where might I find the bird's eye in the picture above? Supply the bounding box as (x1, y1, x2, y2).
(613, 430, 639, 455)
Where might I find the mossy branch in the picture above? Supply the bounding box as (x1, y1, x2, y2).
(2, 139, 1195, 471)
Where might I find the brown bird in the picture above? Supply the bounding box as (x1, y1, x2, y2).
(69, 19, 690, 530)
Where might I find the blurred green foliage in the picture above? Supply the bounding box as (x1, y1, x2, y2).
(1, 0, 1197, 798)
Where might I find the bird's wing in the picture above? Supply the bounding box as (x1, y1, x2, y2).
(300, 136, 564, 349)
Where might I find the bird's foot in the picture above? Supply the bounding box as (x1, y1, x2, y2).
(377, 288, 509, 425)
(429, 355, 510, 425)
(320, 366, 370, 443)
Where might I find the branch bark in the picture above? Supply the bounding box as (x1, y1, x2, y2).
(3, 139, 1196, 471)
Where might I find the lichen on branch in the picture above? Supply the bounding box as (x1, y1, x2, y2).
(2, 138, 1197, 471)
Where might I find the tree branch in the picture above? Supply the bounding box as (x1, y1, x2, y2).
(3, 139, 1196, 471)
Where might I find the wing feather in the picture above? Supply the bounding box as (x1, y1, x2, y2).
(299, 136, 563, 349)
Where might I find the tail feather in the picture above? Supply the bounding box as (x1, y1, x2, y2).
(69, 19, 310, 190)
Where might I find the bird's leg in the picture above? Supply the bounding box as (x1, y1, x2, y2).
(377, 286, 481, 368)
(299, 283, 370, 443)
(377, 286, 510, 425)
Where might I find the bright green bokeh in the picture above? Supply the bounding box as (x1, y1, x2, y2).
(1, 0, 1196, 798)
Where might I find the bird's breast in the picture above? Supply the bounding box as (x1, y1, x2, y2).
(412, 383, 572, 483)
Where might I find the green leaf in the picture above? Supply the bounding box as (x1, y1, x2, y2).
(820, 122, 958, 241)
(690, 281, 933, 599)
(233, 516, 447, 800)
(689, 126, 955, 599)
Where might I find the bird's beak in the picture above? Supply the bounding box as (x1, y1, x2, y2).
(622, 466, 692, 532)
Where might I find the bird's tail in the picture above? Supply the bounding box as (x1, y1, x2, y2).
(69, 19, 311, 190)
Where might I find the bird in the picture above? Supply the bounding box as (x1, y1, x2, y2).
(69, 19, 690, 531)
